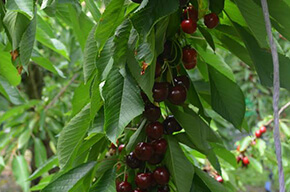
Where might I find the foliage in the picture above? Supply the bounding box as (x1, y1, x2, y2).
(0, 0, 290, 191)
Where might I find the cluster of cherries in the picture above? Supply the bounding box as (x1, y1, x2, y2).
(181, 5, 219, 34)
(254, 125, 267, 138)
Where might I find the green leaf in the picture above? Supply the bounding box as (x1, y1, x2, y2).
(95, 0, 125, 52)
(208, 65, 245, 129)
(90, 168, 116, 192)
(0, 51, 21, 86)
(249, 157, 263, 173)
(18, 128, 31, 149)
(84, 0, 101, 21)
(209, 0, 224, 14)
(165, 135, 194, 192)
(136, 29, 155, 65)
(28, 156, 58, 181)
(68, 4, 94, 50)
(90, 75, 103, 120)
(31, 175, 54, 191)
(210, 143, 237, 168)
(6, 0, 34, 19)
(233, 0, 268, 48)
(83, 25, 97, 83)
(12, 155, 30, 192)
(103, 68, 144, 143)
(57, 104, 91, 169)
(42, 162, 96, 192)
(3, 11, 30, 50)
(130, 0, 179, 36)
(239, 136, 252, 152)
(71, 80, 91, 117)
(0, 76, 25, 104)
(126, 119, 147, 152)
(34, 138, 48, 168)
(19, 10, 36, 66)
(194, 166, 228, 192)
(198, 26, 215, 51)
(0, 156, 5, 173)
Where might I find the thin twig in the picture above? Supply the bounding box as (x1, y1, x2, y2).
(44, 74, 79, 111)
(265, 101, 290, 126)
(261, 0, 285, 191)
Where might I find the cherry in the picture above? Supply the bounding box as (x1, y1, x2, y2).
(153, 167, 170, 185)
(236, 156, 242, 163)
(152, 138, 167, 155)
(255, 130, 262, 138)
(117, 181, 132, 192)
(242, 156, 250, 166)
(168, 85, 187, 105)
(126, 152, 143, 169)
(118, 144, 125, 153)
(182, 47, 197, 70)
(216, 175, 224, 183)
(163, 115, 182, 134)
(173, 75, 190, 90)
(131, 0, 142, 3)
(260, 126, 267, 134)
(135, 142, 154, 161)
(148, 154, 163, 165)
(181, 19, 197, 34)
(135, 173, 154, 189)
(143, 103, 161, 122)
(133, 189, 146, 192)
(152, 82, 169, 102)
(183, 5, 198, 21)
(146, 122, 164, 140)
(204, 13, 219, 29)
(141, 92, 150, 104)
(158, 185, 170, 192)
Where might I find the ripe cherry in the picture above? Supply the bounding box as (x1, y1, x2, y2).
(183, 5, 198, 21)
(135, 173, 154, 189)
(216, 175, 224, 183)
(148, 154, 163, 165)
(255, 130, 262, 138)
(168, 85, 187, 105)
(117, 181, 132, 192)
(133, 189, 146, 192)
(141, 92, 150, 104)
(143, 103, 161, 122)
(158, 185, 170, 192)
(204, 13, 219, 29)
(152, 138, 167, 155)
(173, 75, 190, 90)
(126, 152, 143, 169)
(146, 122, 164, 140)
(153, 167, 170, 185)
(153, 82, 169, 102)
(118, 144, 125, 153)
(163, 115, 182, 134)
(182, 47, 197, 70)
(181, 19, 197, 34)
(260, 126, 267, 134)
(242, 156, 250, 166)
(236, 156, 242, 163)
(135, 142, 154, 161)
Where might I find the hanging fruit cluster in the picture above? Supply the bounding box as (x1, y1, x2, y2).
(115, 0, 222, 191)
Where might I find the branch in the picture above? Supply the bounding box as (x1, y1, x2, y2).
(44, 74, 79, 111)
(261, 0, 285, 191)
(265, 101, 290, 126)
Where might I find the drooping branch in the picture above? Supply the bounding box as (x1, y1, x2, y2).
(260, 0, 285, 191)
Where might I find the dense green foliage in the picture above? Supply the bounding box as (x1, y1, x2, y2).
(1, 0, 290, 191)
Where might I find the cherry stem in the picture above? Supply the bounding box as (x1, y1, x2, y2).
(165, 61, 175, 86)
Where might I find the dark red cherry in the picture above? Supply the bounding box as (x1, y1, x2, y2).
(255, 130, 262, 138)
(173, 75, 190, 90)
(135, 173, 154, 189)
(134, 142, 154, 161)
(126, 152, 143, 169)
(133, 189, 147, 192)
(148, 154, 163, 165)
(152, 138, 167, 155)
(168, 85, 187, 105)
(152, 82, 169, 102)
(163, 115, 182, 134)
(204, 13, 219, 29)
(183, 5, 198, 21)
(181, 19, 197, 34)
(143, 103, 161, 122)
(153, 167, 170, 185)
(131, 0, 142, 3)
(117, 181, 133, 192)
(141, 91, 150, 104)
(158, 185, 170, 192)
(242, 156, 250, 166)
(146, 122, 164, 140)
(260, 126, 267, 134)
(182, 47, 197, 70)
